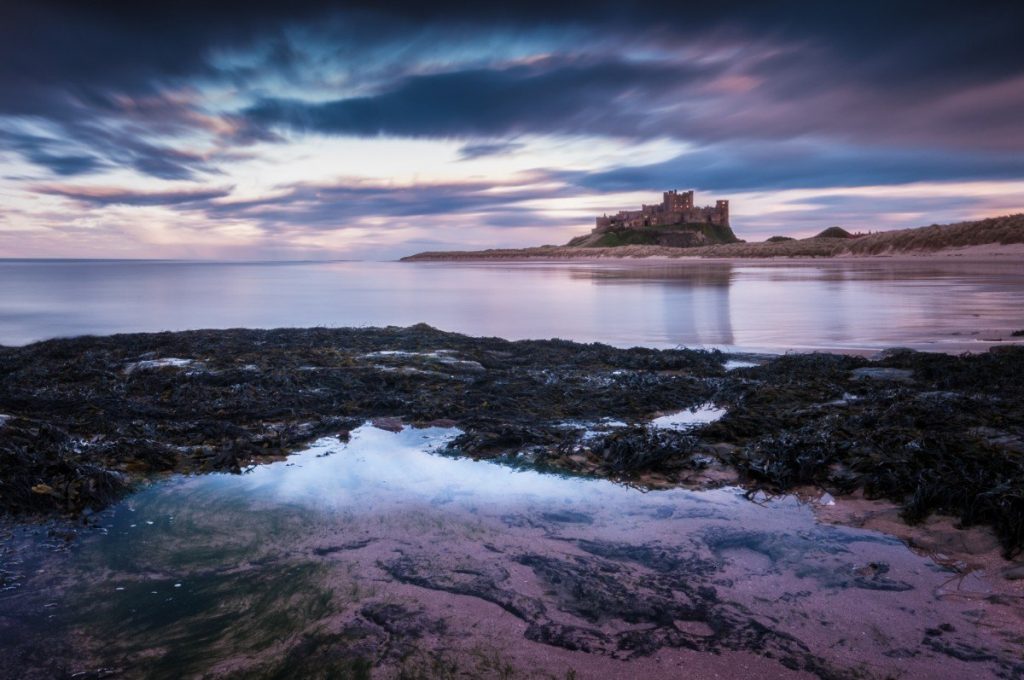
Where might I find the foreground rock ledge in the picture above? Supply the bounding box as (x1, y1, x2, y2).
(1, 325, 1022, 556)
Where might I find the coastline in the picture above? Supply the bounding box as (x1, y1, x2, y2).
(402, 214, 1024, 261)
(4, 324, 1023, 679)
(401, 242, 1024, 262)
(2, 324, 1023, 562)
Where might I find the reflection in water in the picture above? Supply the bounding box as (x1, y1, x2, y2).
(564, 262, 736, 346)
(649, 404, 727, 430)
(2, 425, 1019, 679)
(1, 258, 1022, 352)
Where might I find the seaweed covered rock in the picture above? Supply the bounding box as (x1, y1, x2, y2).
(707, 348, 1024, 556)
(2, 328, 1024, 556)
(0, 326, 718, 517)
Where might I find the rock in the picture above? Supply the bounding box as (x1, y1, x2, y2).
(371, 417, 404, 433)
(1002, 564, 1024, 580)
(2, 325, 1024, 560)
(869, 348, 917, 361)
(850, 367, 914, 382)
(124, 357, 196, 374)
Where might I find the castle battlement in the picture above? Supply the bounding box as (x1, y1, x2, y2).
(595, 190, 729, 233)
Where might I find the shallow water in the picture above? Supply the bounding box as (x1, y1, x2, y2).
(2, 425, 1019, 679)
(1, 258, 1023, 352)
(650, 404, 727, 430)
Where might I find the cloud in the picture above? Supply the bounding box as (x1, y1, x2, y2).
(196, 177, 577, 232)
(457, 141, 525, 160)
(0, 113, 229, 181)
(36, 184, 234, 206)
(0, 129, 106, 176)
(3, 3, 1024, 178)
(237, 41, 1024, 153)
(3, 2, 1024, 258)
(19, 151, 104, 177)
(572, 143, 1024, 193)
(5, 4, 1023, 122)
(28, 173, 586, 237)
(243, 56, 712, 139)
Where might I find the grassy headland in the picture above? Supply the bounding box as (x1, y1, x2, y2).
(565, 221, 740, 248)
(402, 213, 1024, 261)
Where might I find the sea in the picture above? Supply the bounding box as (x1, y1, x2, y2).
(1, 257, 1022, 353)
(3, 256, 1024, 678)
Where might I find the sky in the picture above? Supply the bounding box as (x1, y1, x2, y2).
(1, 1, 1023, 260)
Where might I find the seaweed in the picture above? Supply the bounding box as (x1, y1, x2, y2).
(2, 326, 1024, 556)
(708, 347, 1024, 557)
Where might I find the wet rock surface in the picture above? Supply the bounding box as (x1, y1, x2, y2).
(1, 424, 1022, 680)
(1, 325, 1023, 559)
(383, 545, 845, 676)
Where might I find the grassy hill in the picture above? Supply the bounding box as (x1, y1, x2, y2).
(815, 226, 854, 239)
(693, 213, 1024, 257)
(566, 222, 740, 248)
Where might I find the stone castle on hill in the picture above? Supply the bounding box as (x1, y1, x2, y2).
(595, 190, 729, 233)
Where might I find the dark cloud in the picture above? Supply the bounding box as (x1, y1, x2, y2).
(0, 110, 228, 182)
(0, 4, 299, 177)
(196, 178, 576, 231)
(18, 150, 104, 178)
(0, 130, 106, 176)
(37, 185, 233, 206)
(244, 56, 709, 139)
(2, 1, 1024, 184)
(458, 141, 525, 160)
(87, 129, 212, 180)
(6, 121, 217, 180)
(573, 143, 1024, 193)
(239, 44, 1024, 151)
(4, 3, 1022, 122)
(32, 1, 1018, 90)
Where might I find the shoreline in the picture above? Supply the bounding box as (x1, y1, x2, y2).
(4, 325, 1024, 679)
(402, 214, 1024, 261)
(402, 242, 1024, 262)
(2, 324, 1023, 561)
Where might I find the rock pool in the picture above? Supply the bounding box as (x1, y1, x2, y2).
(1, 424, 1020, 679)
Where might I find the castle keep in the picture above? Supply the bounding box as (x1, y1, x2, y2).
(595, 190, 729, 233)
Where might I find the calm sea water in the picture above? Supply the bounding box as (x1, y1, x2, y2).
(0, 258, 1022, 351)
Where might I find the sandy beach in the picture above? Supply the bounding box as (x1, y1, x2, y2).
(403, 243, 1024, 262)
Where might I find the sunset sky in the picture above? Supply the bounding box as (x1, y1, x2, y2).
(2, 1, 1023, 260)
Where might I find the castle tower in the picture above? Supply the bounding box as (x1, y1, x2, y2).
(715, 200, 729, 225)
(663, 189, 695, 212)
(662, 190, 677, 211)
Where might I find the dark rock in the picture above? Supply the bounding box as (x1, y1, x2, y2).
(1, 326, 1023, 558)
(851, 367, 914, 382)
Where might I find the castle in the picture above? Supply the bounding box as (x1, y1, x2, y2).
(594, 190, 729, 233)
